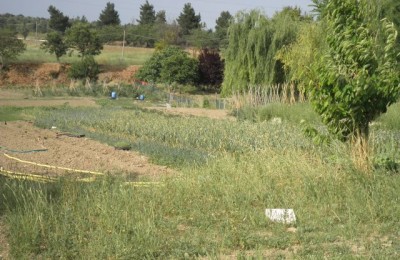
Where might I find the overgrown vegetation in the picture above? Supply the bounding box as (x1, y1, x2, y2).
(1, 102, 400, 258)
(222, 8, 310, 95)
(135, 46, 199, 85)
(68, 55, 100, 81)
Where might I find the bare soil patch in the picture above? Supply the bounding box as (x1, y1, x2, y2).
(0, 121, 173, 181)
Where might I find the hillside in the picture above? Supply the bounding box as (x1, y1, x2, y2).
(0, 63, 140, 87)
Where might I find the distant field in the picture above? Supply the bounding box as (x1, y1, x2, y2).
(16, 39, 154, 66)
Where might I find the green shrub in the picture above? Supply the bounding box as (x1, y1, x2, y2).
(136, 46, 199, 85)
(68, 55, 100, 81)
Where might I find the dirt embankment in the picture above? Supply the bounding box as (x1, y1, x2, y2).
(0, 63, 140, 87)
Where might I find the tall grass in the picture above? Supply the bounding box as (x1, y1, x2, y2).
(1, 103, 400, 258)
(2, 149, 399, 258)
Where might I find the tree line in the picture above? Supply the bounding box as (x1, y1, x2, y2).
(0, 1, 232, 49)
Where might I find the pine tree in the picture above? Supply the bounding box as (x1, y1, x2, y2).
(98, 2, 121, 26)
(137, 1, 156, 25)
(156, 10, 166, 24)
(48, 5, 71, 33)
(215, 11, 232, 49)
(177, 3, 201, 36)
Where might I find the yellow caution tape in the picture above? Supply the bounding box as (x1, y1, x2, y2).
(4, 153, 105, 176)
(0, 168, 57, 183)
(1, 153, 164, 187)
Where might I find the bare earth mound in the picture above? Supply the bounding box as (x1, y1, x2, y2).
(0, 63, 140, 86)
(0, 121, 173, 181)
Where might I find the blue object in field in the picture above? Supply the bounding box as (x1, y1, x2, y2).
(139, 94, 145, 100)
(111, 91, 117, 99)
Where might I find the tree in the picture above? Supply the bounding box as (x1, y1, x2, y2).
(381, 0, 400, 60)
(276, 22, 327, 91)
(309, 0, 399, 169)
(136, 46, 199, 85)
(222, 9, 302, 95)
(155, 10, 166, 24)
(177, 3, 201, 36)
(98, 2, 121, 26)
(198, 48, 224, 91)
(65, 22, 103, 58)
(21, 22, 29, 40)
(0, 29, 26, 67)
(215, 11, 232, 49)
(48, 5, 71, 33)
(68, 55, 100, 81)
(310, 0, 329, 19)
(137, 1, 156, 25)
(186, 28, 218, 50)
(41, 32, 68, 61)
(160, 49, 199, 85)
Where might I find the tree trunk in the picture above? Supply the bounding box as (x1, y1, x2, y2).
(351, 124, 372, 173)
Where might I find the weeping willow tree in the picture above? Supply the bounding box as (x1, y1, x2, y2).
(221, 8, 307, 95)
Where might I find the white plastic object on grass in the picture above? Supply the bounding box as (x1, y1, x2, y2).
(265, 209, 296, 224)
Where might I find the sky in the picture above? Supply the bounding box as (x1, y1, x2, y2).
(0, 0, 315, 29)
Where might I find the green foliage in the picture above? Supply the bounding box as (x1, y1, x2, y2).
(65, 22, 103, 58)
(155, 10, 166, 24)
(309, 0, 400, 141)
(276, 22, 327, 90)
(222, 9, 303, 95)
(68, 55, 100, 81)
(98, 2, 120, 26)
(113, 141, 132, 150)
(41, 31, 68, 61)
(159, 51, 199, 85)
(215, 11, 233, 49)
(136, 46, 199, 85)
(137, 0, 156, 25)
(21, 23, 29, 39)
(96, 25, 123, 44)
(47, 5, 71, 33)
(240, 102, 319, 123)
(0, 106, 32, 121)
(381, 0, 400, 62)
(177, 3, 201, 36)
(0, 29, 26, 67)
(186, 29, 219, 50)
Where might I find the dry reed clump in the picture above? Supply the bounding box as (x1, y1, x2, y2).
(350, 133, 373, 174)
(231, 84, 304, 110)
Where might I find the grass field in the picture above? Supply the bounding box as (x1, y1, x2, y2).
(0, 100, 399, 258)
(16, 39, 154, 66)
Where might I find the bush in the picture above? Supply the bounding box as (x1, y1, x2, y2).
(198, 48, 224, 91)
(135, 46, 199, 85)
(68, 56, 100, 81)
